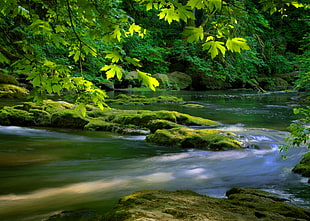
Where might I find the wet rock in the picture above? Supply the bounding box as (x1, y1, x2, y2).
(51, 109, 88, 128)
(293, 152, 310, 183)
(0, 106, 34, 126)
(146, 127, 242, 150)
(45, 210, 100, 221)
(105, 188, 310, 221)
(0, 83, 29, 98)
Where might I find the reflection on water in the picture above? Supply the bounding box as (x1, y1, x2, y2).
(0, 91, 309, 220)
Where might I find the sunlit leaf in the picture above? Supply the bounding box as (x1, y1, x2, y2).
(101, 64, 123, 80)
(137, 69, 159, 91)
(202, 38, 226, 58)
(226, 38, 250, 52)
(187, 0, 207, 9)
(104, 50, 123, 63)
(182, 26, 204, 42)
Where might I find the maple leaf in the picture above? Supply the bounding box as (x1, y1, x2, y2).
(175, 4, 195, 22)
(182, 26, 204, 42)
(104, 51, 123, 63)
(101, 64, 123, 80)
(158, 5, 179, 24)
(137, 70, 159, 91)
(187, 0, 207, 9)
(226, 38, 250, 53)
(202, 36, 226, 58)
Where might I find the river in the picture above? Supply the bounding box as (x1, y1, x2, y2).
(0, 90, 309, 221)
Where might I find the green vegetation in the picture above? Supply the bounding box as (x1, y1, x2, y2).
(0, 1, 309, 106)
(103, 188, 310, 221)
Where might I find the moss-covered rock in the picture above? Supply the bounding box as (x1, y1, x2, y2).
(0, 73, 19, 85)
(23, 99, 74, 113)
(0, 106, 34, 126)
(0, 83, 29, 98)
(146, 127, 242, 150)
(259, 77, 290, 91)
(292, 152, 310, 182)
(183, 103, 204, 108)
(153, 73, 170, 89)
(167, 71, 192, 90)
(51, 109, 88, 128)
(106, 94, 184, 105)
(147, 119, 182, 133)
(85, 119, 148, 135)
(105, 188, 310, 221)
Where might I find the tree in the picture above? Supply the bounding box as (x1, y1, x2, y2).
(0, 0, 306, 113)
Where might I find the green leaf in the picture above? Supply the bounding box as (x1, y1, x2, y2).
(175, 4, 195, 22)
(187, 0, 207, 9)
(137, 70, 159, 91)
(125, 57, 142, 67)
(202, 37, 226, 58)
(101, 64, 123, 80)
(207, 0, 222, 11)
(127, 23, 146, 37)
(104, 50, 123, 63)
(158, 5, 179, 24)
(0, 52, 10, 64)
(182, 26, 204, 42)
(226, 38, 250, 53)
(112, 26, 122, 42)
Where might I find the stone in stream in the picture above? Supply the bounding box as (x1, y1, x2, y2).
(46, 187, 310, 221)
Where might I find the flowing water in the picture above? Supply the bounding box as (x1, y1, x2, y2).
(0, 91, 309, 221)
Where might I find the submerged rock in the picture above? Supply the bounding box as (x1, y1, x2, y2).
(105, 188, 310, 221)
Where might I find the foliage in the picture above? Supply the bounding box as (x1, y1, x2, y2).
(280, 106, 310, 157)
(0, 0, 308, 108)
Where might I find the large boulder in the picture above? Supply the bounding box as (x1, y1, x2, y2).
(167, 71, 192, 90)
(146, 127, 242, 150)
(105, 187, 310, 221)
(153, 73, 170, 89)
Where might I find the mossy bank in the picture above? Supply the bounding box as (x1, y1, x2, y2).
(0, 99, 244, 150)
(46, 187, 310, 221)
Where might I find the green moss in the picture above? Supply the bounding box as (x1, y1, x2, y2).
(147, 119, 181, 133)
(183, 103, 204, 108)
(104, 188, 310, 221)
(51, 109, 88, 128)
(23, 100, 74, 114)
(0, 84, 29, 98)
(0, 73, 19, 85)
(176, 112, 218, 126)
(106, 94, 183, 105)
(292, 152, 310, 177)
(29, 109, 51, 126)
(146, 127, 242, 150)
(0, 106, 34, 126)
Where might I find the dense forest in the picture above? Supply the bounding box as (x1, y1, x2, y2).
(0, 1, 309, 94)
